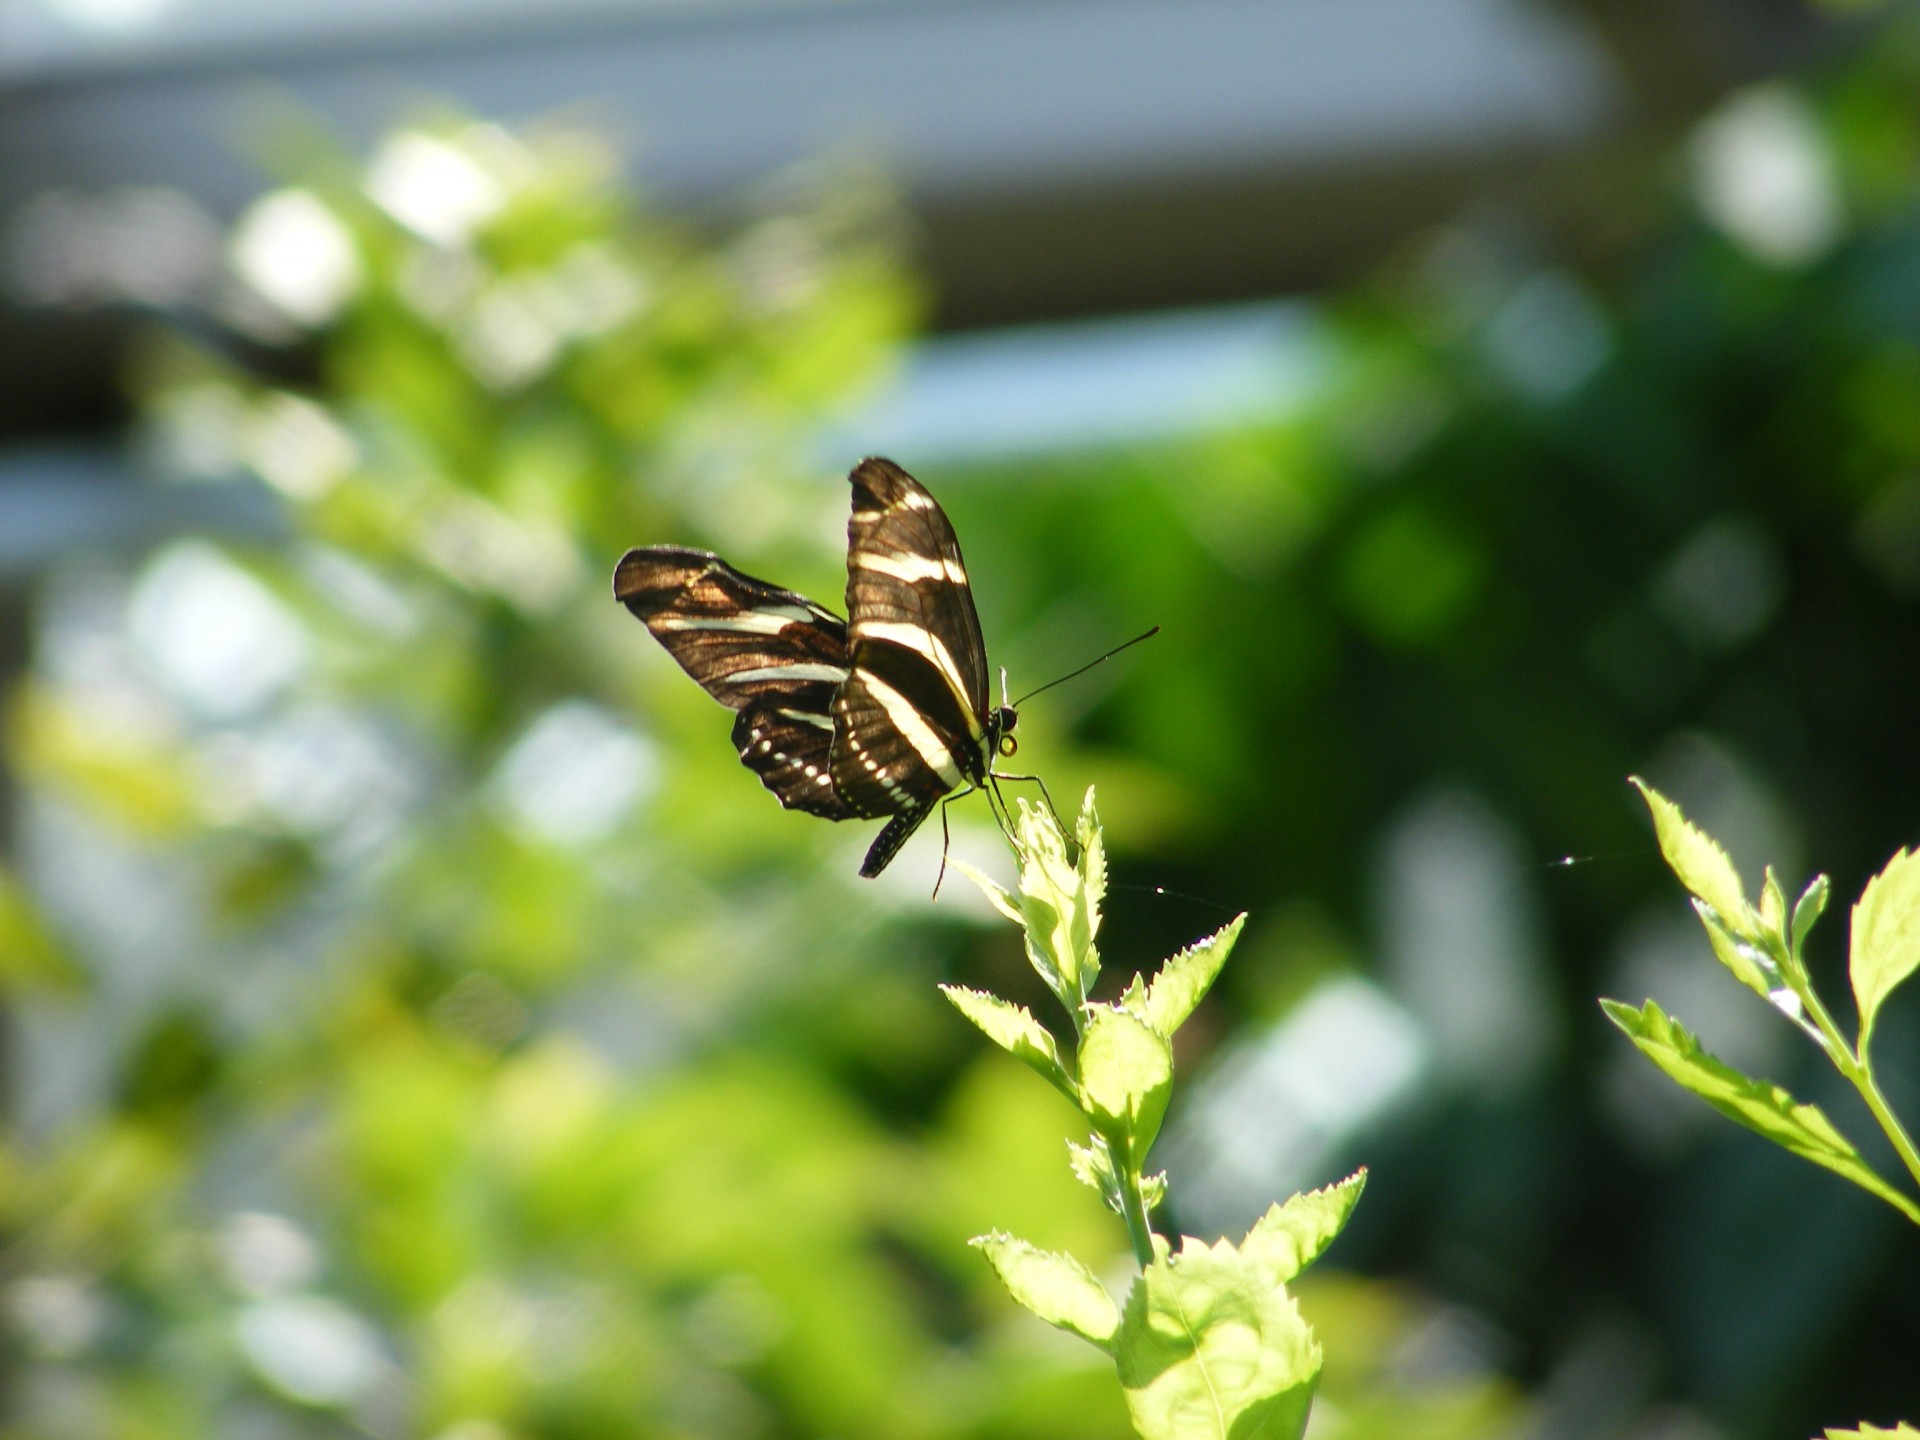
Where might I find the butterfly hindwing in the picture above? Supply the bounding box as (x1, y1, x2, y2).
(617, 545, 856, 818)
(732, 700, 852, 819)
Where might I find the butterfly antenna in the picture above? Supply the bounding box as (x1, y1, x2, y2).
(1011, 626, 1160, 708)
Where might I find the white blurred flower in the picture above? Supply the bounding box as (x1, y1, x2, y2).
(230, 190, 361, 326)
(246, 393, 356, 500)
(493, 701, 657, 844)
(237, 1295, 387, 1406)
(1692, 85, 1842, 267)
(366, 131, 507, 247)
(220, 1212, 319, 1298)
(129, 542, 307, 720)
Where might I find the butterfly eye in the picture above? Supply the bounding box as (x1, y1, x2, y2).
(998, 734, 1018, 758)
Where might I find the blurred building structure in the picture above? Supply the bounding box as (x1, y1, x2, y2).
(0, 0, 1829, 571)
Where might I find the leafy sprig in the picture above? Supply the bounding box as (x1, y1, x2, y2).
(1606, 779, 1920, 1225)
(948, 789, 1363, 1440)
(1606, 780, 1920, 1440)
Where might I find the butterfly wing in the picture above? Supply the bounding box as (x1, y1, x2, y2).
(616, 545, 854, 819)
(831, 459, 993, 874)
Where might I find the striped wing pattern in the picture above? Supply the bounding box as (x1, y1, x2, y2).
(614, 460, 994, 876)
(832, 460, 991, 866)
(614, 545, 855, 819)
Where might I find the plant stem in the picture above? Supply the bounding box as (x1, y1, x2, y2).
(1114, 1157, 1157, 1269)
(1853, 1061, 1920, 1201)
(1796, 978, 1920, 1207)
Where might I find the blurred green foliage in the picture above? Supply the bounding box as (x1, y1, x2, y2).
(8, 16, 1920, 1440)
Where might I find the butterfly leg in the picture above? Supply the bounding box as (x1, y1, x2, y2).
(988, 768, 1067, 836)
(931, 785, 979, 901)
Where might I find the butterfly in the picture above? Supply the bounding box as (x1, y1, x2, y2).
(614, 457, 1032, 878)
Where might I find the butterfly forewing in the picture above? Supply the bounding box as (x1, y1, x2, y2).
(843, 458, 990, 736)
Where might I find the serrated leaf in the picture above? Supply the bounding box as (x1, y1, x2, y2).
(1760, 867, 1787, 934)
(972, 1231, 1120, 1350)
(1823, 1425, 1920, 1439)
(1793, 874, 1830, 954)
(1080, 1005, 1174, 1157)
(1632, 778, 1753, 933)
(948, 857, 1025, 927)
(1600, 998, 1920, 1224)
(1141, 915, 1246, 1038)
(1851, 848, 1920, 1053)
(1697, 901, 1781, 1001)
(1009, 800, 1096, 1005)
(1117, 1237, 1320, 1440)
(940, 985, 1076, 1101)
(1068, 1138, 1117, 1200)
(1240, 1170, 1367, 1286)
(1076, 787, 1106, 974)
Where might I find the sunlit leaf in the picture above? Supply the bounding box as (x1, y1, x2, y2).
(1239, 1170, 1366, 1287)
(939, 985, 1076, 1101)
(1823, 1425, 1920, 1439)
(1851, 847, 1920, 1051)
(972, 1231, 1120, 1349)
(949, 857, 1025, 926)
(1116, 1237, 1320, 1440)
(1631, 778, 1753, 933)
(1138, 915, 1245, 1038)
(1079, 1006, 1174, 1157)
(1600, 998, 1920, 1223)
(1793, 874, 1831, 955)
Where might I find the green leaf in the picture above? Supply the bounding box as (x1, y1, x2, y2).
(939, 985, 1076, 1101)
(1116, 1237, 1320, 1440)
(972, 1231, 1120, 1350)
(1076, 787, 1106, 975)
(1851, 847, 1920, 1053)
(949, 857, 1025, 927)
(1600, 998, 1920, 1224)
(1793, 874, 1830, 955)
(1697, 902, 1783, 1002)
(1009, 798, 1101, 1005)
(1069, 1137, 1118, 1200)
(1760, 867, 1787, 935)
(1239, 1170, 1367, 1287)
(1079, 1005, 1175, 1158)
(1139, 915, 1247, 1038)
(1823, 1426, 1920, 1439)
(1631, 778, 1753, 932)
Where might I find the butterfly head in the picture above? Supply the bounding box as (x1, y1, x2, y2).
(989, 705, 1018, 758)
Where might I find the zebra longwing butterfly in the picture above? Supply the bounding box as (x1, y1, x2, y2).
(615, 457, 1019, 877)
